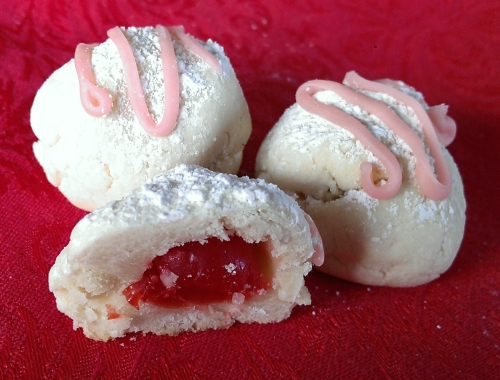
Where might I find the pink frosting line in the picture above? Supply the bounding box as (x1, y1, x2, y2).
(168, 25, 222, 73)
(343, 71, 452, 201)
(426, 104, 457, 147)
(296, 80, 403, 200)
(302, 211, 325, 266)
(107, 25, 179, 137)
(74, 43, 113, 117)
(75, 25, 222, 137)
(376, 79, 457, 147)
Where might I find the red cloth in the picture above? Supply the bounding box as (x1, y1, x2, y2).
(1, 0, 499, 378)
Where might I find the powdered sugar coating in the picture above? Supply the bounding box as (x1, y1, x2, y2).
(31, 27, 251, 211)
(49, 165, 317, 341)
(256, 79, 466, 287)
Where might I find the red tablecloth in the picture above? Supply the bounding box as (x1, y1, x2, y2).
(1, 1, 499, 378)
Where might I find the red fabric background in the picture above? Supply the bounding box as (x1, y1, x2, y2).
(1, 0, 499, 379)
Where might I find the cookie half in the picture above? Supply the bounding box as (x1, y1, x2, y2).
(49, 165, 323, 341)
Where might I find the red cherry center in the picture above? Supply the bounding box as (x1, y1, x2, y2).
(122, 235, 273, 309)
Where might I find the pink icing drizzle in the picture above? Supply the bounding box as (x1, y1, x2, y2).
(107, 25, 179, 137)
(302, 211, 325, 266)
(343, 71, 452, 201)
(426, 104, 456, 147)
(168, 25, 221, 73)
(376, 79, 457, 147)
(296, 73, 453, 201)
(74, 43, 113, 117)
(75, 25, 221, 137)
(296, 80, 403, 200)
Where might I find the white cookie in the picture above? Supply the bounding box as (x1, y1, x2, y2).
(256, 72, 466, 287)
(49, 165, 323, 341)
(31, 26, 251, 211)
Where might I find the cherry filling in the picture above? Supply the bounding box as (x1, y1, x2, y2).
(122, 235, 273, 309)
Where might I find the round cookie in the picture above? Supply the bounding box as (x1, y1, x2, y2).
(49, 165, 323, 341)
(31, 25, 251, 211)
(256, 71, 466, 287)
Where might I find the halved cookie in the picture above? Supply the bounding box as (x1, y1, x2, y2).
(49, 165, 323, 341)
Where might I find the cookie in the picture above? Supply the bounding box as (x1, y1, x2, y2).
(48, 165, 323, 341)
(31, 26, 251, 211)
(256, 71, 466, 287)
